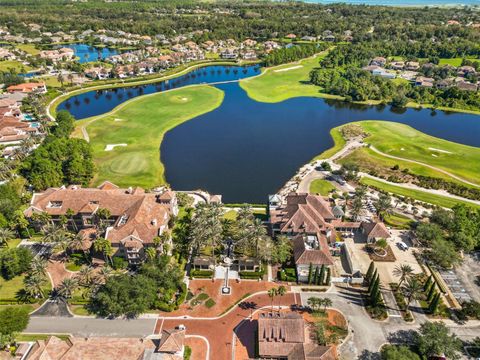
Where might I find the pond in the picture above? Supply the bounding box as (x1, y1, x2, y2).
(57, 64, 480, 203)
(61, 43, 121, 64)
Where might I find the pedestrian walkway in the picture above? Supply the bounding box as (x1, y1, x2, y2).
(381, 289, 402, 318)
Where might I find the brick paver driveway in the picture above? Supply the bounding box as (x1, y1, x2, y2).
(156, 292, 298, 360)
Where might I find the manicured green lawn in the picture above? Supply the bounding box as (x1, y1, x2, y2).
(16, 43, 41, 56)
(74, 85, 224, 188)
(382, 212, 414, 229)
(438, 58, 478, 67)
(0, 274, 52, 302)
(17, 333, 70, 341)
(0, 60, 32, 72)
(339, 147, 474, 187)
(239, 52, 340, 103)
(360, 177, 480, 209)
(0, 274, 26, 300)
(7, 238, 21, 248)
(357, 121, 480, 186)
(314, 127, 345, 160)
(309, 179, 336, 195)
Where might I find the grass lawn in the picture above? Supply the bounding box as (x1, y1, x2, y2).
(239, 51, 341, 103)
(7, 238, 21, 248)
(356, 121, 480, 186)
(0, 274, 26, 301)
(309, 179, 336, 195)
(0, 304, 34, 313)
(16, 43, 41, 56)
(17, 333, 70, 341)
(70, 304, 92, 316)
(42, 75, 63, 88)
(314, 127, 345, 160)
(438, 57, 479, 67)
(0, 60, 32, 72)
(382, 212, 414, 229)
(339, 147, 475, 188)
(74, 85, 224, 188)
(360, 177, 480, 209)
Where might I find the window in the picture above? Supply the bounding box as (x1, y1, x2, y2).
(47, 201, 63, 208)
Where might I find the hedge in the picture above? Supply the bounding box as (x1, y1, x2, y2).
(190, 270, 213, 278)
(239, 268, 265, 279)
(176, 283, 188, 306)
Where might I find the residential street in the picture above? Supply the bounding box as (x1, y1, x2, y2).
(25, 287, 480, 360)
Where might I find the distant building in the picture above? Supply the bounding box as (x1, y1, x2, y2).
(7, 82, 47, 94)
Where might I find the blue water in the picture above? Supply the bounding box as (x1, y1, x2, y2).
(57, 64, 480, 203)
(57, 65, 261, 118)
(62, 43, 120, 64)
(302, 0, 479, 5)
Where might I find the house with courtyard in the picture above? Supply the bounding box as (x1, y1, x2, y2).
(24, 181, 178, 265)
(257, 312, 336, 359)
(269, 193, 390, 282)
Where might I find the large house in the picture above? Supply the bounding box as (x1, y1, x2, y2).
(24, 182, 178, 264)
(24, 328, 186, 360)
(258, 312, 336, 359)
(270, 193, 390, 281)
(6, 82, 47, 94)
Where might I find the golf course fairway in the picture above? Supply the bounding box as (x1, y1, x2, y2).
(73, 85, 224, 188)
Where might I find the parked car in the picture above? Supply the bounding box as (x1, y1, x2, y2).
(397, 241, 409, 251)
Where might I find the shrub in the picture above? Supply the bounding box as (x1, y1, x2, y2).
(190, 269, 213, 278)
(183, 346, 192, 360)
(205, 298, 216, 308)
(239, 270, 264, 279)
(196, 293, 209, 301)
(175, 283, 188, 306)
(111, 256, 128, 270)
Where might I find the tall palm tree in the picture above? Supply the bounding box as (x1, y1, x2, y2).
(350, 197, 363, 221)
(402, 278, 423, 311)
(30, 257, 48, 278)
(57, 278, 78, 300)
(23, 274, 46, 299)
(393, 264, 414, 286)
(307, 297, 322, 312)
(268, 288, 278, 311)
(95, 266, 112, 285)
(93, 238, 113, 265)
(375, 194, 393, 220)
(0, 227, 15, 247)
(250, 218, 267, 259)
(277, 286, 287, 310)
(77, 266, 94, 287)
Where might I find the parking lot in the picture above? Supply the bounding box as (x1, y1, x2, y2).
(440, 252, 480, 304)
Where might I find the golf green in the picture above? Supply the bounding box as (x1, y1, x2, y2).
(74, 85, 224, 188)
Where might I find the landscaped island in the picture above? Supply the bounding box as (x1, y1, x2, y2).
(73, 85, 224, 188)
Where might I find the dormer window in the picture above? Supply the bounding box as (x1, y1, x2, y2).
(47, 201, 63, 208)
(118, 214, 128, 226)
(89, 200, 99, 205)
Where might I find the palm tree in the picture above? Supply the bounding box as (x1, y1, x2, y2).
(375, 194, 393, 220)
(307, 297, 322, 312)
(145, 247, 157, 262)
(57, 278, 78, 300)
(65, 208, 77, 232)
(57, 73, 64, 87)
(393, 264, 414, 286)
(277, 286, 287, 310)
(268, 287, 278, 311)
(323, 298, 332, 312)
(0, 227, 15, 247)
(77, 266, 94, 287)
(23, 274, 46, 299)
(30, 257, 48, 278)
(350, 197, 363, 221)
(402, 278, 423, 310)
(95, 266, 112, 285)
(93, 238, 113, 265)
(67, 73, 74, 86)
(68, 232, 87, 256)
(250, 218, 268, 259)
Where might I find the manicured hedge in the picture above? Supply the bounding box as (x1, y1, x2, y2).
(239, 269, 264, 279)
(190, 270, 213, 278)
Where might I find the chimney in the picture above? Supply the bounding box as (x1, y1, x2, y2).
(151, 219, 157, 226)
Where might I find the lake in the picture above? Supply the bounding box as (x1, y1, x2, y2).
(57, 65, 480, 203)
(62, 43, 120, 64)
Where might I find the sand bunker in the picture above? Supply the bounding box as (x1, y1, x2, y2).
(274, 65, 302, 73)
(114, 118, 124, 122)
(428, 147, 453, 154)
(105, 144, 127, 151)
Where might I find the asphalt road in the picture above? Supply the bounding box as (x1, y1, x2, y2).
(26, 317, 157, 338)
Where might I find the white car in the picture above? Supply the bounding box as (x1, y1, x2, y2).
(397, 241, 409, 251)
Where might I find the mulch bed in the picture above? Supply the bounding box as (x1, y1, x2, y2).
(366, 245, 397, 262)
